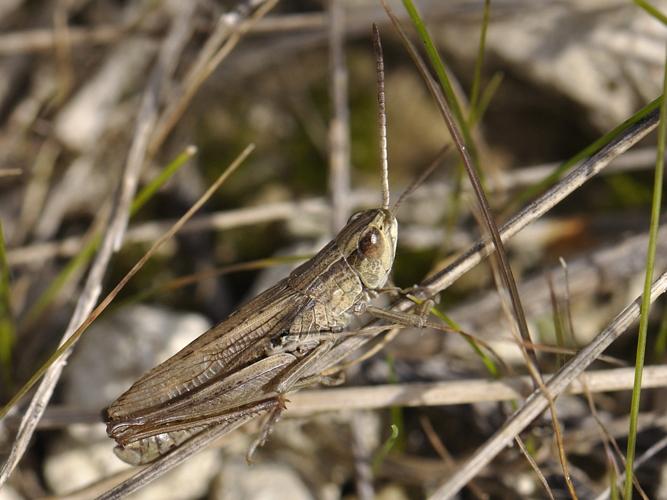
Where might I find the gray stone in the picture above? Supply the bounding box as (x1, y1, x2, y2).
(0, 485, 23, 500)
(212, 460, 314, 500)
(439, 0, 667, 128)
(43, 305, 220, 499)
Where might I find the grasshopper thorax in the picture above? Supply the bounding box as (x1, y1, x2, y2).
(337, 208, 397, 290)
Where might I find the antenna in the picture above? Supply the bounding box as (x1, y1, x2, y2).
(372, 23, 390, 210)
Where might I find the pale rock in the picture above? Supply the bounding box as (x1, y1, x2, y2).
(439, 0, 667, 128)
(43, 305, 217, 498)
(0, 485, 23, 500)
(43, 434, 221, 500)
(376, 484, 410, 500)
(63, 304, 211, 415)
(212, 460, 313, 500)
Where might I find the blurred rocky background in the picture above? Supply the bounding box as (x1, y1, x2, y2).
(0, 0, 666, 498)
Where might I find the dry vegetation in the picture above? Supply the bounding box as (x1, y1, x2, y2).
(0, 1, 666, 499)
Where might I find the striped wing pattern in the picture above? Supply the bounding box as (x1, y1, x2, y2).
(106, 281, 310, 431)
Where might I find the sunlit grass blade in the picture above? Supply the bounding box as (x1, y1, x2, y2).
(406, 294, 500, 379)
(401, 0, 481, 184)
(546, 275, 567, 368)
(401, 0, 470, 142)
(21, 231, 99, 329)
(399, 0, 496, 272)
(633, 0, 667, 24)
(430, 303, 499, 378)
(468, 72, 503, 128)
(509, 96, 663, 211)
(130, 145, 197, 215)
(468, 0, 491, 117)
(0, 222, 15, 387)
(20, 146, 197, 327)
(385, 353, 406, 453)
(624, 50, 667, 499)
(372, 424, 400, 473)
(0, 144, 253, 419)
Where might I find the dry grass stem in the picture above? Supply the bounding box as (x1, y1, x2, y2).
(514, 436, 556, 500)
(8, 144, 662, 267)
(1, 77, 141, 491)
(327, 0, 350, 232)
(0, 8, 201, 483)
(285, 364, 667, 415)
(11, 364, 667, 431)
(430, 271, 667, 499)
(0, 169, 23, 177)
(1, 3, 662, 497)
(147, 0, 279, 156)
(313, 79, 659, 388)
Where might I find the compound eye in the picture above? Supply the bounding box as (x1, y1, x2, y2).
(358, 228, 384, 258)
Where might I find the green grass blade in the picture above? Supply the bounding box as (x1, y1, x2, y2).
(509, 96, 662, 210)
(623, 60, 667, 498)
(469, 0, 491, 116)
(401, 0, 477, 162)
(651, 305, 667, 361)
(21, 146, 197, 327)
(469, 72, 504, 128)
(0, 222, 15, 387)
(429, 303, 499, 378)
(372, 424, 400, 473)
(552, 304, 567, 369)
(130, 146, 197, 216)
(634, 0, 667, 24)
(399, 0, 492, 262)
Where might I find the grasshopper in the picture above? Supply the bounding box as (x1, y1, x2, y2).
(105, 25, 416, 466)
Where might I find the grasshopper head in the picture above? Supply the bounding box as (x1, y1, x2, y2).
(338, 208, 398, 289)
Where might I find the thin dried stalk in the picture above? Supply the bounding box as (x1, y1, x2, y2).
(11, 364, 667, 430)
(0, 25, 131, 55)
(594, 434, 667, 500)
(327, 0, 350, 232)
(284, 364, 667, 415)
(314, 67, 660, 385)
(147, 0, 279, 156)
(8, 145, 662, 267)
(0, 9, 196, 484)
(515, 436, 556, 500)
(0, 169, 23, 177)
(430, 271, 667, 499)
